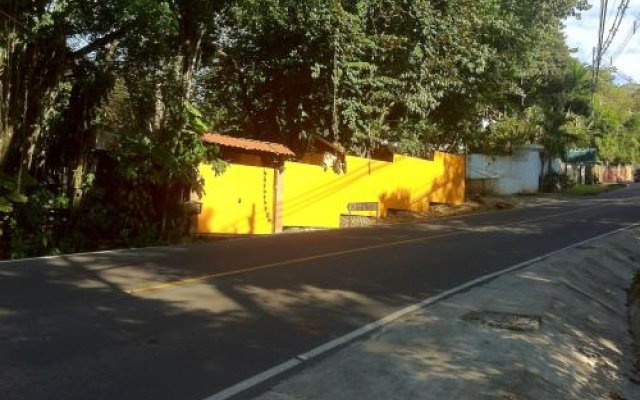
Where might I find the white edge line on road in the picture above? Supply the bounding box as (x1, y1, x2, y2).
(205, 359, 303, 400)
(202, 221, 640, 400)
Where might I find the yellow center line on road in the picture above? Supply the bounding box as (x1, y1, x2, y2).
(125, 196, 640, 295)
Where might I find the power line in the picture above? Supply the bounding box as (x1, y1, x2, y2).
(609, 11, 639, 63)
(608, 0, 620, 35)
(593, 0, 610, 92)
(600, 11, 639, 85)
(600, 0, 631, 57)
(611, 66, 634, 83)
(608, 0, 619, 17)
(593, 0, 639, 93)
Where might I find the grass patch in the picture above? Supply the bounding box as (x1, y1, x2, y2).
(564, 183, 626, 196)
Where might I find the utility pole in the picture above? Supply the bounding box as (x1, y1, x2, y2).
(592, 0, 609, 94)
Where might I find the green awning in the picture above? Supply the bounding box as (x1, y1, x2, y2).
(566, 148, 597, 164)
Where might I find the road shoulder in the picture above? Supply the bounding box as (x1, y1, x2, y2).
(252, 226, 640, 400)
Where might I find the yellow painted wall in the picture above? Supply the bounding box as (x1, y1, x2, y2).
(197, 151, 465, 234)
(282, 152, 465, 228)
(197, 163, 275, 234)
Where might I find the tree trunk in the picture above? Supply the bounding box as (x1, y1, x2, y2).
(159, 3, 205, 239)
(16, 50, 65, 187)
(71, 162, 84, 207)
(0, 29, 24, 168)
(1, 31, 67, 185)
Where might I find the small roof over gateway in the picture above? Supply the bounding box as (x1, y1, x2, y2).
(202, 133, 295, 157)
(566, 148, 598, 164)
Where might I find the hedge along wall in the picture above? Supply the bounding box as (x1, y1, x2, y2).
(281, 152, 465, 229)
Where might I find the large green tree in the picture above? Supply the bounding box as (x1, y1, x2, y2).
(593, 75, 640, 164)
(204, 0, 589, 157)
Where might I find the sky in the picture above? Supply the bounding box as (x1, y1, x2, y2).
(564, 0, 640, 83)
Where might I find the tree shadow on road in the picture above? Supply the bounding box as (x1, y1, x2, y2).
(0, 203, 637, 400)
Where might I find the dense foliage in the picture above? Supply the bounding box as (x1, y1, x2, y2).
(1, 0, 638, 257)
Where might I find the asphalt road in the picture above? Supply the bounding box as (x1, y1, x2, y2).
(2, 185, 640, 400)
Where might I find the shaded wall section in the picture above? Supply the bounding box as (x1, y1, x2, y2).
(198, 163, 275, 235)
(282, 152, 465, 229)
(467, 146, 543, 195)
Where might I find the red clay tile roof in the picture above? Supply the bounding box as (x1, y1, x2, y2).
(202, 133, 295, 157)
